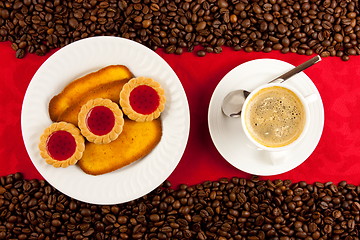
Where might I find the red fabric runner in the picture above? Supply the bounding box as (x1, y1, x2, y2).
(1, 41, 360, 187)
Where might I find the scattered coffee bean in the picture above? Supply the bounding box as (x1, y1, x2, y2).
(197, 50, 206, 57)
(0, 0, 359, 60)
(15, 49, 25, 59)
(1, 173, 360, 239)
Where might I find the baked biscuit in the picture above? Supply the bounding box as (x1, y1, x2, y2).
(120, 77, 166, 122)
(78, 98, 124, 144)
(39, 122, 85, 168)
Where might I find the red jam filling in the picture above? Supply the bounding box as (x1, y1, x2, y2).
(129, 85, 160, 115)
(46, 131, 76, 161)
(86, 106, 115, 136)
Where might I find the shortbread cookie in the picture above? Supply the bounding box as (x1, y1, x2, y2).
(120, 77, 166, 122)
(78, 98, 124, 144)
(39, 122, 85, 168)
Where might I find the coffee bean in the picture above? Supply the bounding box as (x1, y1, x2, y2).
(1, 0, 358, 60)
(83, 228, 95, 237)
(217, 0, 228, 9)
(347, 48, 357, 56)
(69, 18, 79, 29)
(229, 14, 237, 23)
(241, 19, 251, 28)
(80, 208, 91, 217)
(1, 9, 10, 19)
(321, 20, 332, 29)
(264, 13, 274, 22)
(22, 174, 360, 240)
(51, 219, 61, 227)
(0, 186, 5, 194)
(175, 47, 183, 55)
(277, 24, 287, 34)
(351, 201, 360, 211)
(196, 21, 206, 31)
(334, 34, 344, 44)
(165, 45, 176, 54)
(104, 214, 116, 224)
(320, 51, 330, 58)
(142, 20, 152, 28)
(197, 50, 206, 57)
(15, 49, 25, 59)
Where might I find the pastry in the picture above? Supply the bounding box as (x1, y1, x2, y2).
(57, 80, 127, 126)
(78, 98, 124, 144)
(78, 119, 162, 175)
(46, 65, 164, 175)
(120, 77, 166, 122)
(39, 122, 85, 168)
(49, 65, 133, 122)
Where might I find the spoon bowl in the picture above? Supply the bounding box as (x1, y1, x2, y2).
(221, 90, 250, 118)
(221, 55, 321, 118)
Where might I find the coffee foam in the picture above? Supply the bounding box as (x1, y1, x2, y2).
(244, 86, 306, 148)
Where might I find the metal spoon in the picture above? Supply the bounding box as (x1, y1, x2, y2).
(221, 55, 322, 118)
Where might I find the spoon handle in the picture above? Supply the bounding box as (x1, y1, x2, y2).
(269, 55, 322, 83)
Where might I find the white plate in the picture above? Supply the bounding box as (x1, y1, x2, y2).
(208, 59, 324, 176)
(21, 36, 190, 204)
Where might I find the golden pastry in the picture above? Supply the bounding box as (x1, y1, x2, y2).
(120, 77, 166, 122)
(78, 98, 124, 144)
(39, 122, 85, 168)
(57, 80, 127, 126)
(78, 119, 162, 175)
(49, 65, 133, 122)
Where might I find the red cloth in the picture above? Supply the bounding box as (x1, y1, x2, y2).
(1, 41, 360, 187)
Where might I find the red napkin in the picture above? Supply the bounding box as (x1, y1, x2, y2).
(1, 41, 360, 187)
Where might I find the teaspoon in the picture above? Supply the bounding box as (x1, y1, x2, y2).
(221, 55, 322, 118)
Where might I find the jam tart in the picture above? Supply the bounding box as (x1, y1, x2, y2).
(119, 77, 166, 122)
(39, 122, 85, 168)
(78, 98, 124, 144)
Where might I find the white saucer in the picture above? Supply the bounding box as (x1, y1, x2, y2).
(208, 59, 324, 176)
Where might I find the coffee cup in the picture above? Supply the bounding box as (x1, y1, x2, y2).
(241, 83, 311, 152)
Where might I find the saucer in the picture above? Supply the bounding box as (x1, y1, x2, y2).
(208, 59, 324, 176)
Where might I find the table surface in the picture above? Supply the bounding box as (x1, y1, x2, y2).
(1, 41, 360, 188)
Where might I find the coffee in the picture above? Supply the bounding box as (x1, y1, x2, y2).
(244, 86, 306, 148)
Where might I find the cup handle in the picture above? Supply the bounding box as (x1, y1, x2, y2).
(304, 93, 318, 104)
(267, 151, 288, 165)
(257, 148, 287, 165)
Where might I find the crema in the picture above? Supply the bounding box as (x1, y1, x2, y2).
(244, 86, 306, 148)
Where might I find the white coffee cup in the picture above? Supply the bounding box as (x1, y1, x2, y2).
(241, 83, 312, 152)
